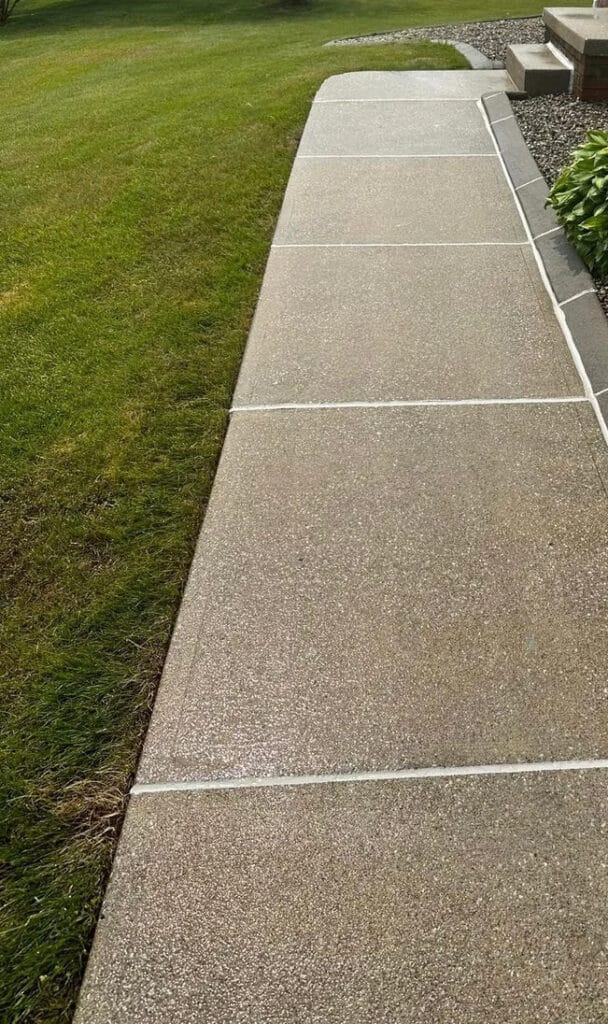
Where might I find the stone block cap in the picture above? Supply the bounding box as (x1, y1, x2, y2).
(543, 6, 608, 55)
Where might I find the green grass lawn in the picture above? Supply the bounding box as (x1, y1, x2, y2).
(0, 0, 571, 1019)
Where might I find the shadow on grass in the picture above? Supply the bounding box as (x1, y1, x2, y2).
(3, 0, 318, 38)
(3, 0, 458, 40)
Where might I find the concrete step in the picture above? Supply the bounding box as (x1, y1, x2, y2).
(506, 42, 571, 96)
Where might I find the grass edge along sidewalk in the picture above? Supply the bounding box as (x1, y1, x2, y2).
(0, 0, 564, 1020)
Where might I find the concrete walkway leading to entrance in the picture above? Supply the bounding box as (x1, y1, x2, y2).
(76, 72, 608, 1022)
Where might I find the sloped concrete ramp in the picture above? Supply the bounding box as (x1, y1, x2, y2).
(75, 72, 608, 1023)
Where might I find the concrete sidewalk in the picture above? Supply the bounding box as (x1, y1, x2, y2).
(76, 72, 608, 1022)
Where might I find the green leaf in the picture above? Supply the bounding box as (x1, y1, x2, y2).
(547, 131, 608, 276)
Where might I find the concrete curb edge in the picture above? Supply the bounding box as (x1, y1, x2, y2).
(323, 34, 503, 69)
(482, 90, 608, 420)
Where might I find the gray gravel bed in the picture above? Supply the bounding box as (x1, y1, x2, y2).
(327, 16, 543, 63)
(513, 94, 608, 186)
(513, 95, 608, 310)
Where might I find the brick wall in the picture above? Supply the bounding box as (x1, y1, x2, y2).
(546, 26, 608, 100)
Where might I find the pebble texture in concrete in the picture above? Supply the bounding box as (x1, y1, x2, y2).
(137, 403, 608, 783)
(274, 156, 525, 244)
(234, 244, 581, 404)
(77, 773, 608, 1024)
(315, 69, 516, 99)
(298, 99, 494, 155)
(75, 72, 608, 1022)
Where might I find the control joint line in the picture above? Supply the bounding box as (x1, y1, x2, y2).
(131, 758, 608, 795)
(313, 97, 484, 103)
(271, 241, 529, 249)
(230, 397, 587, 414)
(559, 288, 595, 307)
(516, 176, 543, 190)
(533, 226, 561, 241)
(297, 153, 497, 159)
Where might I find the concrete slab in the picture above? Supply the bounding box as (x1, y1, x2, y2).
(535, 228, 595, 305)
(234, 245, 581, 405)
(298, 100, 493, 156)
(274, 157, 526, 244)
(563, 291, 608, 394)
(482, 92, 543, 192)
(137, 403, 608, 784)
(544, 7, 608, 56)
(315, 69, 517, 101)
(512, 176, 557, 239)
(75, 771, 608, 1024)
(482, 89, 514, 124)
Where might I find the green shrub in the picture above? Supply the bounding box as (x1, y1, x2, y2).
(546, 129, 608, 279)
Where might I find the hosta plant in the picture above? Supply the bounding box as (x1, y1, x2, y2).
(546, 130, 608, 279)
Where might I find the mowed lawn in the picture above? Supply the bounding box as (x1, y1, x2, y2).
(0, 0, 566, 1019)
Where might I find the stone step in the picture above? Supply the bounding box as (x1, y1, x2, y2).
(506, 42, 571, 96)
(544, 7, 608, 102)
